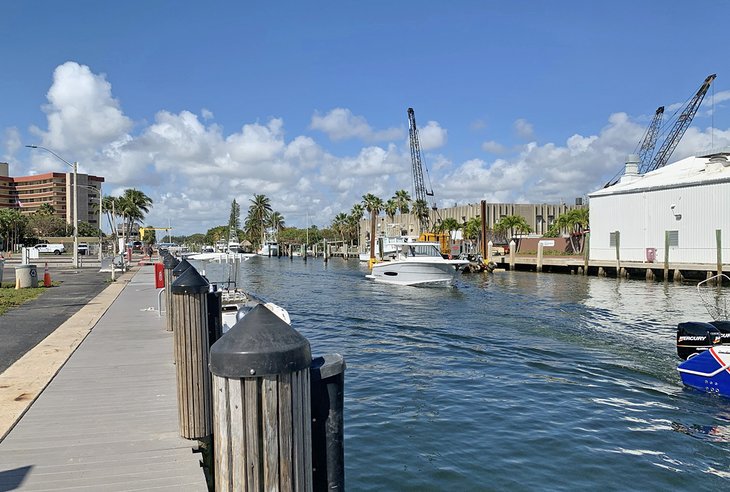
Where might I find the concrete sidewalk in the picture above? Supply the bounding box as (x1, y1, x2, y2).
(0, 265, 112, 374)
(0, 266, 207, 490)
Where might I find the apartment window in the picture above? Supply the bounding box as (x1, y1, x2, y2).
(667, 230, 679, 247)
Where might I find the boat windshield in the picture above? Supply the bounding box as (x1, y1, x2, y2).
(401, 244, 442, 258)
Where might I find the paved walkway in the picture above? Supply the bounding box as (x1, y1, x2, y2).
(0, 266, 208, 491)
(0, 265, 111, 374)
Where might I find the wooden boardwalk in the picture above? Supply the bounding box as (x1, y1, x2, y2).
(0, 267, 208, 491)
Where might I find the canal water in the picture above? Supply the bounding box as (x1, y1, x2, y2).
(193, 257, 730, 491)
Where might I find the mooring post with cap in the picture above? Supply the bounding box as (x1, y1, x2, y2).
(171, 264, 213, 440)
(162, 252, 180, 332)
(210, 305, 314, 492)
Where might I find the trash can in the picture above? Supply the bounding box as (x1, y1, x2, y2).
(646, 247, 656, 263)
(15, 264, 38, 288)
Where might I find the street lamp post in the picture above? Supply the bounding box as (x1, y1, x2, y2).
(25, 145, 79, 269)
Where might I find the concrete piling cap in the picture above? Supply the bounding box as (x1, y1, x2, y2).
(209, 304, 312, 378)
(171, 265, 209, 294)
(172, 258, 192, 277)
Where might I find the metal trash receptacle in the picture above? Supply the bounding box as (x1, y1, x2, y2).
(15, 264, 38, 288)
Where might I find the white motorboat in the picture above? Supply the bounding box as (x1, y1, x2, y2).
(365, 241, 469, 286)
(258, 241, 279, 256)
(219, 288, 291, 332)
(187, 251, 255, 262)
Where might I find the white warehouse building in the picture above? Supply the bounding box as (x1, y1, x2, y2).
(588, 149, 730, 265)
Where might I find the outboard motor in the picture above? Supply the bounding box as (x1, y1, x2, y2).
(677, 322, 723, 360)
(710, 320, 730, 344)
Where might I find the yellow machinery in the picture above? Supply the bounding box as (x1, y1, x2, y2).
(418, 232, 450, 256)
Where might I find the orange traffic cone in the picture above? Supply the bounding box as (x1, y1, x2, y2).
(43, 263, 52, 287)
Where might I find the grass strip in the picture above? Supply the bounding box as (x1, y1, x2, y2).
(0, 283, 48, 315)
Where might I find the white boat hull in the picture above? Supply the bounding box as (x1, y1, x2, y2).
(366, 259, 467, 286)
(188, 252, 255, 262)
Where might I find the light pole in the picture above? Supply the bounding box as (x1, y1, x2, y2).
(26, 145, 79, 269)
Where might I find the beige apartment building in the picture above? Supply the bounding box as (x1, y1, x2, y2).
(0, 162, 104, 228)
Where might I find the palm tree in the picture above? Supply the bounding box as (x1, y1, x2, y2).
(554, 208, 590, 253)
(495, 215, 531, 245)
(331, 213, 348, 244)
(393, 189, 411, 215)
(384, 199, 398, 228)
(349, 204, 365, 246)
(438, 217, 460, 234)
(117, 189, 153, 247)
(247, 194, 272, 249)
(268, 211, 285, 236)
(361, 194, 384, 216)
(411, 199, 430, 233)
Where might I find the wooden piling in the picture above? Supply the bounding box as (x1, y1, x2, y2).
(210, 305, 313, 492)
(171, 266, 212, 440)
(536, 242, 544, 273)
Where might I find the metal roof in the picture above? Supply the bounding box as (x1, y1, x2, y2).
(589, 150, 730, 198)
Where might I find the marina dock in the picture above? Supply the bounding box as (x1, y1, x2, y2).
(0, 266, 208, 490)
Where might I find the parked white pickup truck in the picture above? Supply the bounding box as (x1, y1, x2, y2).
(34, 243, 66, 255)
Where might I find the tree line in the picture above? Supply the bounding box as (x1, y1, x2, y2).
(0, 188, 153, 251)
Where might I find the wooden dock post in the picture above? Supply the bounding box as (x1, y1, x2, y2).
(583, 232, 590, 275)
(717, 229, 723, 278)
(536, 242, 544, 272)
(171, 266, 212, 440)
(614, 231, 621, 274)
(509, 240, 516, 270)
(664, 230, 670, 281)
(324, 239, 329, 263)
(487, 241, 493, 264)
(162, 252, 180, 332)
(210, 305, 314, 492)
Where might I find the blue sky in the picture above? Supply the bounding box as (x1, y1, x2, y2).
(2, 1, 729, 234)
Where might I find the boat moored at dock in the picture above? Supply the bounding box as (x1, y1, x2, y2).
(365, 241, 468, 286)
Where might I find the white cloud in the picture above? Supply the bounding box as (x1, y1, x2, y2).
(310, 108, 402, 142)
(481, 140, 506, 154)
(514, 118, 534, 140)
(417, 120, 447, 150)
(33, 62, 132, 153)
(201, 108, 214, 120)
(12, 62, 730, 235)
(2, 127, 21, 163)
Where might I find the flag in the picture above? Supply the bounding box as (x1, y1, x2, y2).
(16, 199, 23, 208)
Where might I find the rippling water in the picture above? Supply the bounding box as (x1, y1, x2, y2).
(192, 257, 730, 491)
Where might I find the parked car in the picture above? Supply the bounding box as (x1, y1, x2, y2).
(77, 242, 89, 255)
(34, 243, 65, 255)
(126, 241, 143, 251)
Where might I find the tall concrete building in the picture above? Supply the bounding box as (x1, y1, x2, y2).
(0, 162, 104, 228)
